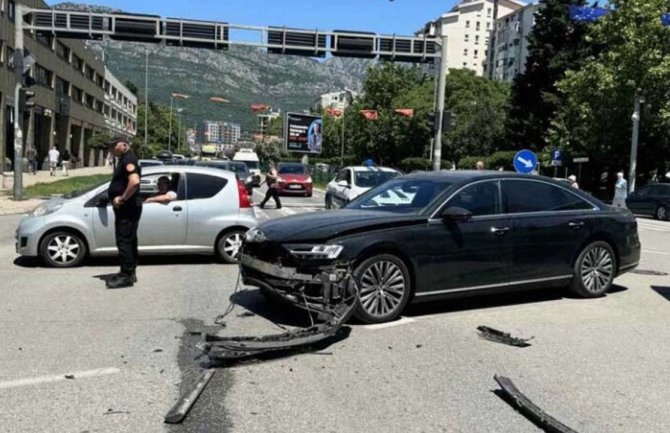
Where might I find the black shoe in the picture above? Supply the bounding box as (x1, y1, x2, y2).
(276, 206, 282, 209)
(106, 274, 134, 289)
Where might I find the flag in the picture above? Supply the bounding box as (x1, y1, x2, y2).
(326, 108, 343, 118)
(662, 13, 670, 27)
(210, 96, 230, 103)
(568, 5, 609, 22)
(394, 108, 414, 117)
(251, 103, 270, 112)
(360, 110, 379, 121)
(171, 93, 190, 99)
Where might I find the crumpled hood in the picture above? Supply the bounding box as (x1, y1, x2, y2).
(256, 209, 426, 243)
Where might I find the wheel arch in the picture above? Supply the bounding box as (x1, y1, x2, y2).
(39, 226, 91, 258)
(214, 225, 251, 250)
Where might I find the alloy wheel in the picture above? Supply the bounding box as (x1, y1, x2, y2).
(46, 235, 81, 265)
(580, 246, 614, 294)
(358, 260, 407, 319)
(223, 233, 244, 262)
(656, 206, 667, 221)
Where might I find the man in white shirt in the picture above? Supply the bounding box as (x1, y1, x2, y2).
(48, 146, 60, 177)
(144, 176, 177, 204)
(613, 171, 628, 208)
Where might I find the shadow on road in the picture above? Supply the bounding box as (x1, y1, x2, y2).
(13, 254, 221, 269)
(651, 286, 670, 302)
(230, 289, 315, 328)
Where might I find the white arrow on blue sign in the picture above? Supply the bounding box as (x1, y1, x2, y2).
(513, 149, 537, 174)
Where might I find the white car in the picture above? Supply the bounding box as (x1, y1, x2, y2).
(325, 166, 400, 209)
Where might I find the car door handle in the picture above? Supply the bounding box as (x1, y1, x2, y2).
(490, 227, 510, 235)
(173, 206, 183, 212)
(568, 221, 584, 229)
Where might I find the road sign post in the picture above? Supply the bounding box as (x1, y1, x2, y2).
(513, 149, 537, 174)
(573, 157, 589, 185)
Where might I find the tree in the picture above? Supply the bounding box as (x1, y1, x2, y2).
(135, 101, 184, 157)
(549, 0, 670, 182)
(124, 80, 139, 96)
(506, 0, 591, 151)
(442, 69, 510, 164)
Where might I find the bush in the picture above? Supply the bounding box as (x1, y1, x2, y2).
(400, 157, 453, 173)
(458, 156, 487, 170)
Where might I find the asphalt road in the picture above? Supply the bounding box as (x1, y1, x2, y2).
(1, 194, 670, 433)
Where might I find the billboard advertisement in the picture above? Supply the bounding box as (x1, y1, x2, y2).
(285, 113, 322, 154)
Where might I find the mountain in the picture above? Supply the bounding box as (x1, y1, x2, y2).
(52, 3, 372, 131)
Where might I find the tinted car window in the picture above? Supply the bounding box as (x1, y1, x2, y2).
(347, 179, 452, 213)
(336, 169, 350, 183)
(354, 171, 398, 188)
(503, 180, 593, 213)
(228, 162, 250, 177)
(278, 164, 308, 174)
(186, 173, 228, 200)
(447, 181, 500, 216)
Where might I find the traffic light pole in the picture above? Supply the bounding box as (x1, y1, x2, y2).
(432, 34, 448, 171)
(13, 3, 24, 200)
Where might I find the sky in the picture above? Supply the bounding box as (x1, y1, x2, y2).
(48, 0, 461, 37)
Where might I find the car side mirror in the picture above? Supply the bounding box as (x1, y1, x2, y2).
(337, 180, 350, 188)
(441, 206, 472, 223)
(95, 195, 110, 207)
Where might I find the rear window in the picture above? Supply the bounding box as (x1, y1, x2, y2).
(186, 173, 228, 200)
(278, 164, 308, 174)
(354, 170, 399, 188)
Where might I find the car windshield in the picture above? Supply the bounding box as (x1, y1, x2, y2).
(354, 170, 399, 188)
(346, 178, 452, 213)
(278, 164, 307, 174)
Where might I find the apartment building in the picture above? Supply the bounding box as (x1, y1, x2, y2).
(490, 2, 542, 82)
(1, 0, 134, 171)
(435, 0, 525, 76)
(103, 67, 137, 137)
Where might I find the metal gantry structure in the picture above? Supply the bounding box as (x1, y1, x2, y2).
(11, 5, 445, 199)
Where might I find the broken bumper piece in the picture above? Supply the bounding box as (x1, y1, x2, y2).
(239, 253, 357, 316)
(198, 303, 353, 362)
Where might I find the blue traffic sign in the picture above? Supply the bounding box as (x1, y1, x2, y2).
(513, 149, 537, 174)
(552, 149, 563, 162)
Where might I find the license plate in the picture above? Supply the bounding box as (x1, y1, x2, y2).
(288, 185, 302, 189)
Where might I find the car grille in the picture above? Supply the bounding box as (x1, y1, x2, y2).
(242, 241, 296, 267)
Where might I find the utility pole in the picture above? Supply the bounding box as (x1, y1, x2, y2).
(168, 95, 174, 152)
(340, 109, 346, 167)
(13, 3, 25, 200)
(433, 30, 448, 171)
(143, 48, 148, 149)
(629, 92, 642, 193)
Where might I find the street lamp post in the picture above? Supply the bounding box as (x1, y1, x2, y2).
(168, 93, 190, 152)
(340, 88, 354, 167)
(629, 92, 643, 194)
(176, 108, 184, 152)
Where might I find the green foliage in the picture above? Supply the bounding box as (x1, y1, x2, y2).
(458, 156, 488, 170)
(550, 0, 670, 177)
(135, 102, 186, 158)
(124, 80, 139, 96)
(506, 0, 591, 151)
(442, 69, 511, 162)
(399, 157, 452, 172)
(87, 131, 115, 150)
(458, 151, 517, 170)
(24, 174, 110, 198)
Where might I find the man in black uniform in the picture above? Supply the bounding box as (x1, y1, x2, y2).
(106, 136, 142, 289)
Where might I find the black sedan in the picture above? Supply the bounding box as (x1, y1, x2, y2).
(626, 183, 670, 220)
(240, 171, 641, 324)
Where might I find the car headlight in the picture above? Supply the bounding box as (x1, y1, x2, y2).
(306, 177, 313, 183)
(290, 244, 343, 259)
(30, 204, 62, 217)
(245, 227, 265, 243)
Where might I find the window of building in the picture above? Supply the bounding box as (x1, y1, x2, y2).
(463, 62, 467, 67)
(8, 0, 14, 22)
(465, 20, 470, 28)
(55, 77, 70, 96)
(464, 34, 469, 42)
(463, 48, 468, 56)
(56, 41, 70, 61)
(487, 21, 491, 29)
(0, 41, 4, 65)
(7, 46, 15, 69)
(1, 0, 5, 14)
(72, 55, 83, 73)
(476, 22, 480, 31)
(35, 64, 54, 88)
(85, 94, 94, 109)
(72, 86, 83, 103)
(475, 35, 480, 44)
(85, 65, 94, 81)
(474, 50, 479, 58)
(487, 7, 492, 17)
(36, 33, 54, 49)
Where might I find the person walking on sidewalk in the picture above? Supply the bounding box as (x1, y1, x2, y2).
(106, 136, 142, 289)
(48, 146, 59, 177)
(26, 146, 37, 175)
(61, 148, 71, 176)
(613, 171, 628, 208)
(259, 163, 282, 209)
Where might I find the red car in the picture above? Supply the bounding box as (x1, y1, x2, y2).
(276, 162, 313, 197)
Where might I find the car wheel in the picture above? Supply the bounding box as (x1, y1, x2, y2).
(655, 205, 667, 221)
(353, 254, 411, 324)
(569, 241, 616, 298)
(39, 230, 87, 268)
(216, 230, 245, 264)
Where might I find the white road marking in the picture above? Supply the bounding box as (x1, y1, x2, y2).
(0, 367, 121, 390)
(255, 208, 269, 220)
(643, 249, 670, 256)
(279, 207, 297, 216)
(361, 316, 416, 330)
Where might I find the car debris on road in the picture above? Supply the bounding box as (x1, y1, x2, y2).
(477, 326, 533, 348)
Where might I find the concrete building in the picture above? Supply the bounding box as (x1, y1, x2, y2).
(490, 2, 542, 82)
(220, 122, 241, 146)
(103, 67, 137, 137)
(197, 120, 220, 145)
(257, 109, 281, 140)
(432, 0, 525, 77)
(313, 90, 357, 112)
(0, 0, 131, 171)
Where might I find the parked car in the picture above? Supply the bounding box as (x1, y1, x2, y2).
(15, 166, 257, 267)
(241, 171, 641, 324)
(276, 162, 313, 197)
(325, 166, 400, 209)
(626, 183, 670, 220)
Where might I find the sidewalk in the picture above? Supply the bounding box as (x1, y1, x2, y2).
(0, 166, 112, 216)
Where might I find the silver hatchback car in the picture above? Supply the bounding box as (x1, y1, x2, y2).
(15, 166, 257, 267)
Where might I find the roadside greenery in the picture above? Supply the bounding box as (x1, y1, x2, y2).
(24, 175, 109, 198)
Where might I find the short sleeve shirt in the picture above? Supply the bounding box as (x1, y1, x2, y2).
(108, 151, 142, 211)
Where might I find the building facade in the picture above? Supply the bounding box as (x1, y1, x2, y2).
(435, 0, 525, 77)
(220, 122, 241, 146)
(0, 0, 132, 171)
(490, 2, 541, 82)
(103, 67, 137, 137)
(313, 90, 357, 112)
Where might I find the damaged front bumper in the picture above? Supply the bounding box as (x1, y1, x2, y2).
(239, 253, 357, 317)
